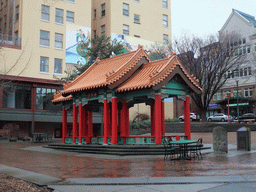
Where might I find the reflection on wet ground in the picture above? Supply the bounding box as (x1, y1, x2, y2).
(1, 132, 256, 179)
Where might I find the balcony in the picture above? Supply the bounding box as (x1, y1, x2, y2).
(0, 34, 22, 48)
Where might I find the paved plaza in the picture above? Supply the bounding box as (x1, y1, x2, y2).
(1, 132, 256, 191)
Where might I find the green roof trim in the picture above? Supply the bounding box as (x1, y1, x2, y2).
(233, 9, 256, 27)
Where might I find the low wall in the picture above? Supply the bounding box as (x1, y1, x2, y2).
(165, 122, 256, 133)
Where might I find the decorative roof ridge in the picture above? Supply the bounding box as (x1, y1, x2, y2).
(53, 90, 63, 100)
(106, 45, 151, 84)
(62, 51, 137, 92)
(149, 52, 177, 82)
(63, 61, 98, 91)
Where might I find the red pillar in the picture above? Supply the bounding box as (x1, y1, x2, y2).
(84, 106, 88, 137)
(87, 111, 93, 144)
(62, 107, 67, 143)
(184, 96, 191, 140)
(161, 101, 165, 136)
(78, 102, 83, 144)
(120, 101, 126, 137)
(72, 103, 78, 143)
(112, 97, 118, 144)
(151, 100, 155, 137)
(126, 103, 130, 137)
(104, 99, 109, 144)
(155, 94, 162, 144)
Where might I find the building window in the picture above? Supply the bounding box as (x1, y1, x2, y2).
(66, 0, 75, 2)
(162, 0, 168, 8)
(217, 92, 221, 100)
(123, 3, 129, 17)
(234, 89, 241, 97)
(94, 9, 96, 19)
(134, 0, 140, 2)
(55, 33, 63, 49)
(66, 11, 74, 23)
(163, 14, 168, 27)
(41, 5, 50, 21)
(40, 56, 49, 72)
(4, 14, 6, 28)
(239, 68, 243, 77)
(249, 88, 253, 97)
(244, 88, 249, 97)
(40, 30, 50, 47)
(123, 24, 129, 35)
(213, 93, 217, 101)
(55, 8, 63, 24)
(101, 25, 105, 36)
(3, 85, 31, 109)
(15, 5, 19, 21)
(134, 14, 140, 24)
(248, 67, 252, 75)
(244, 68, 248, 76)
(54, 58, 62, 74)
(163, 34, 168, 45)
(36, 88, 57, 110)
(101, 3, 105, 17)
(14, 30, 18, 46)
(134, 35, 140, 38)
(94, 30, 97, 39)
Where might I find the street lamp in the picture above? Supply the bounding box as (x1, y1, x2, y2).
(236, 80, 239, 120)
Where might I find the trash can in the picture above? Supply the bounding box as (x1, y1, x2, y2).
(237, 127, 251, 151)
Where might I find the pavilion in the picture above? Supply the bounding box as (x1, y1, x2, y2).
(53, 46, 201, 145)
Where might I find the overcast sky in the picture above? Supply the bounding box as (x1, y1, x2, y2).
(171, 0, 256, 39)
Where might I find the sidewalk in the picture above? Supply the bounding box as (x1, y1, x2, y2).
(1, 132, 256, 191)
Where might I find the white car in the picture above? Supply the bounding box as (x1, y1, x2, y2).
(207, 113, 229, 122)
(179, 113, 200, 121)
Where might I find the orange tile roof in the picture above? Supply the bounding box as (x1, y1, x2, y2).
(53, 91, 72, 104)
(52, 49, 201, 104)
(116, 53, 201, 93)
(62, 46, 151, 96)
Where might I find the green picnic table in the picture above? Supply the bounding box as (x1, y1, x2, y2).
(169, 140, 198, 160)
(32, 133, 47, 143)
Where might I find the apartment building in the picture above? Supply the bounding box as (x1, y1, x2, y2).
(0, 0, 94, 138)
(92, 0, 171, 51)
(208, 9, 256, 117)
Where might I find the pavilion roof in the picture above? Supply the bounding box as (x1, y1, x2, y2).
(61, 45, 151, 96)
(53, 47, 201, 104)
(116, 52, 201, 93)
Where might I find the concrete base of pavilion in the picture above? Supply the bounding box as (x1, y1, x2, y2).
(44, 143, 168, 156)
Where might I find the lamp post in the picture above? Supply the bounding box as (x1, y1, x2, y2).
(236, 80, 239, 120)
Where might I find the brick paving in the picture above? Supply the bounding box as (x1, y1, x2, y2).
(0, 131, 256, 180)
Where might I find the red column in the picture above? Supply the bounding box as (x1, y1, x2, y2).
(84, 106, 88, 137)
(87, 111, 93, 144)
(104, 99, 109, 144)
(120, 101, 126, 137)
(112, 97, 118, 144)
(62, 107, 67, 143)
(161, 101, 165, 137)
(78, 102, 83, 144)
(126, 103, 130, 137)
(151, 100, 155, 137)
(72, 103, 78, 143)
(155, 94, 162, 144)
(184, 96, 191, 140)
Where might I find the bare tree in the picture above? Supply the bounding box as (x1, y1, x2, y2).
(150, 41, 172, 59)
(173, 32, 244, 121)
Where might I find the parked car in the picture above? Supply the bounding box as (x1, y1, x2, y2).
(207, 113, 231, 122)
(179, 113, 201, 121)
(235, 113, 256, 122)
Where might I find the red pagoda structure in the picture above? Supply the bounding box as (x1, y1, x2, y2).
(53, 46, 201, 145)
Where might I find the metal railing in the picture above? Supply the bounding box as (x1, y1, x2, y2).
(0, 34, 22, 48)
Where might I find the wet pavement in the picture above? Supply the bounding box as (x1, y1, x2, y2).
(1, 132, 256, 191)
